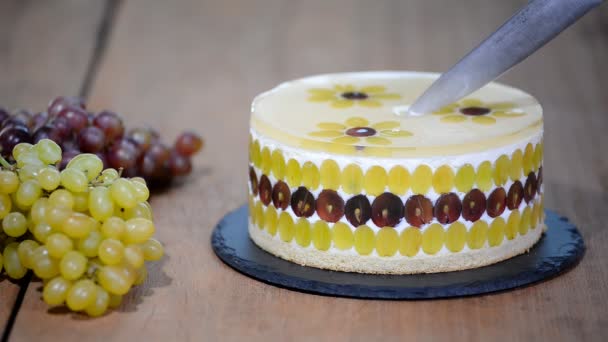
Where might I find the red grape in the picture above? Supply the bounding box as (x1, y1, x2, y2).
(106, 138, 141, 170)
(32, 112, 49, 131)
(174, 131, 203, 156)
(57, 106, 88, 132)
(77, 126, 106, 152)
(33, 125, 64, 145)
(48, 96, 85, 117)
(12, 110, 35, 128)
(0, 126, 31, 156)
(93, 111, 124, 141)
(128, 128, 153, 151)
(168, 151, 192, 176)
(49, 116, 72, 139)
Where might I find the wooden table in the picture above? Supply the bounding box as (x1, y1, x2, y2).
(1, 0, 607, 340)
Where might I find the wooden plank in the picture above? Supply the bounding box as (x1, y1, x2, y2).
(11, 0, 608, 340)
(0, 0, 108, 336)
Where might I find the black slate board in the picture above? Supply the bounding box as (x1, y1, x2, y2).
(211, 205, 584, 299)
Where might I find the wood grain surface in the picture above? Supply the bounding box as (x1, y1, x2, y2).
(3, 0, 608, 341)
(0, 0, 106, 334)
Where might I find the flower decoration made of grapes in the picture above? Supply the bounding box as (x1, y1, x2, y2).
(0, 97, 203, 188)
(308, 117, 413, 146)
(307, 85, 401, 108)
(432, 98, 526, 125)
(0, 138, 165, 317)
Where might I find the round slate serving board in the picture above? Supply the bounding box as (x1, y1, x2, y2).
(211, 205, 584, 299)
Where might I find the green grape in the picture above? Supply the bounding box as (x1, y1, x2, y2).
(12, 142, 33, 161)
(30, 197, 48, 224)
(37, 166, 61, 191)
(60, 168, 89, 193)
(48, 189, 74, 209)
(98, 238, 125, 265)
(89, 186, 114, 222)
(3, 243, 27, 279)
(59, 250, 88, 280)
(67, 153, 104, 181)
(17, 239, 39, 269)
(108, 293, 122, 308)
(130, 177, 145, 184)
(77, 229, 103, 257)
(124, 218, 155, 244)
(97, 168, 119, 184)
(2, 212, 27, 237)
(34, 139, 62, 164)
(110, 179, 137, 209)
(66, 279, 97, 311)
(97, 265, 133, 295)
(16, 151, 44, 168)
(15, 179, 42, 208)
(42, 276, 72, 306)
(72, 191, 89, 212)
(32, 223, 54, 243)
(46, 233, 74, 259)
(47, 205, 72, 230)
(0, 170, 19, 194)
(100, 217, 126, 240)
(130, 180, 150, 202)
(141, 238, 164, 261)
(134, 265, 147, 286)
(31, 246, 60, 279)
(123, 202, 152, 220)
(124, 245, 144, 269)
(62, 212, 95, 239)
(0, 193, 12, 219)
(19, 164, 41, 181)
(85, 286, 110, 317)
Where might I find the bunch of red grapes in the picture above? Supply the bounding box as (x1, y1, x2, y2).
(0, 96, 203, 187)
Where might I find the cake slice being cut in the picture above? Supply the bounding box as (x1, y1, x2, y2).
(248, 71, 544, 274)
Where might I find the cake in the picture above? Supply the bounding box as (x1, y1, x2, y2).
(247, 71, 544, 274)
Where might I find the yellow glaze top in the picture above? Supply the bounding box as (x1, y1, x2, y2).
(251, 71, 542, 158)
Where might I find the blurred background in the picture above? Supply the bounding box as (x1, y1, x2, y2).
(0, 0, 607, 340)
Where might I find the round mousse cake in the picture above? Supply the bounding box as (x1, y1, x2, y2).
(248, 71, 544, 274)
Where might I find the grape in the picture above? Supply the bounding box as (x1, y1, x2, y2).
(46, 205, 71, 230)
(72, 190, 89, 212)
(15, 179, 42, 207)
(66, 279, 97, 311)
(67, 153, 103, 181)
(2, 212, 27, 237)
(31, 245, 60, 279)
(100, 217, 125, 240)
(46, 233, 73, 258)
(12, 142, 33, 160)
(0, 126, 31, 156)
(32, 111, 49, 131)
(168, 151, 192, 176)
(77, 229, 102, 257)
(57, 106, 88, 132)
(37, 166, 61, 191)
(124, 245, 144, 269)
(0, 107, 10, 124)
(0, 193, 12, 219)
(106, 138, 140, 170)
(98, 238, 125, 265)
(12, 110, 35, 128)
(110, 178, 137, 209)
(60, 168, 88, 193)
(78, 126, 105, 152)
(128, 128, 153, 151)
(62, 212, 95, 239)
(123, 202, 152, 220)
(134, 265, 147, 285)
(85, 286, 110, 317)
(97, 265, 132, 295)
(124, 218, 155, 244)
(48, 96, 85, 117)
(59, 250, 88, 280)
(0, 170, 19, 194)
(93, 111, 124, 141)
(33, 125, 62, 145)
(49, 189, 74, 209)
(17, 240, 39, 269)
(34, 138, 62, 164)
(32, 223, 54, 242)
(43, 277, 72, 306)
(4, 242, 27, 279)
(131, 180, 150, 202)
(174, 131, 203, 156)
(89, 186, 114, 222)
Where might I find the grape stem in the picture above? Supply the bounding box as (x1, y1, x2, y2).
(0, 155, 14, 170)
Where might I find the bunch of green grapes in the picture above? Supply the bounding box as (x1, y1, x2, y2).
(0, 139, 164, 317)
